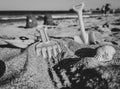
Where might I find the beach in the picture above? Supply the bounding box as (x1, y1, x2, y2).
(0, 13, 120, 89)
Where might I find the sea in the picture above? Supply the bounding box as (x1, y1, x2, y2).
(0, 10, 109, 24)
(0, 10, 94, 24)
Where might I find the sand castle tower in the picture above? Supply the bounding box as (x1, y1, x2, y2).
(43, 14, 56, 25)
(26, 15, 38, 28)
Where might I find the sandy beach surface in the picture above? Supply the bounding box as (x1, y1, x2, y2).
(0, 14, 120, 89)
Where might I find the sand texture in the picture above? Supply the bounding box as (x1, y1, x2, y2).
(0, 14, 120, 89)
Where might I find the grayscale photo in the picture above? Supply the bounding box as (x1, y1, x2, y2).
(0, 0, 120, 89)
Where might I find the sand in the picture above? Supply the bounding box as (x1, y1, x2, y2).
(0, 14, 120, 89)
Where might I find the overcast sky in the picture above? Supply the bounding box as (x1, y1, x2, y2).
(0, 0, 120, 10)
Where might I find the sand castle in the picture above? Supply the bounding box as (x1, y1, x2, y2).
(26, 15, 38, 28)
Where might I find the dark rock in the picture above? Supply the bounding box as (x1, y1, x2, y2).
(111, 28, 120, 32)
(112, 22, 120, 25)
(111, 41, 118, 45)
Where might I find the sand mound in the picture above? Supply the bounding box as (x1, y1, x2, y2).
(0, 34, 120, 89)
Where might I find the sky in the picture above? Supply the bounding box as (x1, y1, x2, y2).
(0, 0, 120, 11)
